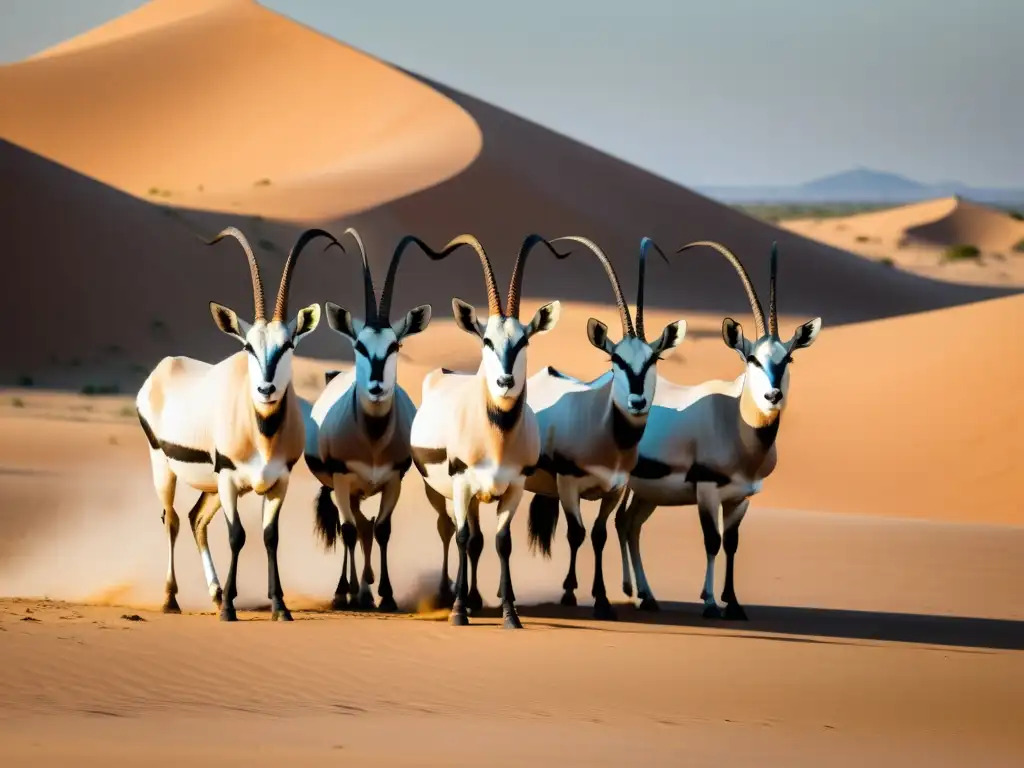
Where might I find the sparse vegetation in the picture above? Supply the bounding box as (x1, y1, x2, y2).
(879, 257, 895, 267)
(254, 178, 272, 187)
(1014, 239, 1024, 253)
(733, 202, 891, 223)
(855, 235, 870, 243)
(11, 397, 25, 408)
(148, 187, 173, 198)
(81, 383, 120, 396)
(118, 405, 136, 418)
(943, 244, 981, 262)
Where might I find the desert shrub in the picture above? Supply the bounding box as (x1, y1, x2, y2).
(254, 178, 272, 187)
(943, 244, 981, 262)
(81, 383, 120, 396)
(1013, 239, 1024, 253)
(879, 257, 895, 267)
(11, 397, 25, 408)
(855, 235, 870, 243)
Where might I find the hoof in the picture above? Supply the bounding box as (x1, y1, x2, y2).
(356, 591, 376, 610)
(330, 594, 348, 611)
(219, 606, 238, 622)
(639, 596, 660, 612)
(724, 602, 748, 621)
(437, 589, 456, 610)
(162, 595, 181, 614)
(560, 591, 577, 607)
(622, 581, 633, 598)
(465, 589, 483, 614)
(502, 606, 523, 630)
(700, 588, 708, 601)
(449, 601, 469, 626)
(593, 598, 617, 621)
(701, 602, 722, 620)
(211, 587, 223, 608)
(378, 595, 398, 613)
(272, 609, 293, 622)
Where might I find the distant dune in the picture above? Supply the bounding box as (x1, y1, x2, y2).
(781, 196, 1024, 286)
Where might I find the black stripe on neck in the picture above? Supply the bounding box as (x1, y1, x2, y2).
(611, 405, 645, 450)
(255, 390, 288, 438)
(487, 389, 525, 432)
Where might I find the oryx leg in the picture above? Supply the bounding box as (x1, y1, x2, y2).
(188, 491, 223, 608)
(262, 477, 293, 622)
(556, 475, 586, 607)
(697, 484, 723, 619)
(591, 489, 626, 621)
(495, 481, 525, 630)
(614, 490, 634, 598)
(331, 478, 362, 606)
(626, 497, 660, 611)
(720, 497, 750, 621)
(449, 478, 473, 626)
(148, 452, 181, 614)
(217, 474, 245, 622)
(466, 500, 484, 613)
(373, 475, 401, 612)
(424, 482, 455, 608)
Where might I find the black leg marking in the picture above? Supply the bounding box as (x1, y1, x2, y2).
(496, 522, 522, 629)
(722, 515, 747, 621)
(561, 510, 586, 607)
(374, 517, 397, 612)
(590, 520, 616, 621)
(450, 522, 471, 626)
(699, 506, 722, 619)
(163, 508, 181, 614)
(264, 520, 292, 621)
(466, 526, 484, 614)
(220, 516, 246, 622)
(435, 506, 456, 609)
(341, 519, 359, 602)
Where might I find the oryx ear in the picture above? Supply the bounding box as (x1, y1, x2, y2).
(586, 318, 614, 355)
(786, 317, 822, 352)
(325, 301, 363, 341)
(526, 301, 560, 338)
(452, 298, 484, 339)
(290, 303, 321, 344)
(210, 302, 249, 343)
(650, 319, 686, 357)
(393, 304, 431, 340)
(722, 317, 750, 360)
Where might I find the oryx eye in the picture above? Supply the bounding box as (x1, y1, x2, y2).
(354, 341, 369, 358)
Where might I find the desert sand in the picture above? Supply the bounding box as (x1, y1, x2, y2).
(1, 1, 1023, 766)
(780, 196, 1024, 286)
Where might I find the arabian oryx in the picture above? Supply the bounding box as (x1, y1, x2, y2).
(136, 226, 333, 621)
(616, 241, 822, 619)
(305, 229, 435, 612)
(523, 236, 686, 619)
(410, 234, 569, 629)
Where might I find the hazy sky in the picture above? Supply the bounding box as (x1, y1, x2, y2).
(2, 0, 1021, 187)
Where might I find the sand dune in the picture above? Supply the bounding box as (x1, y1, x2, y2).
(781, 196, 1024, 286)
(1, 1, 1023, 765)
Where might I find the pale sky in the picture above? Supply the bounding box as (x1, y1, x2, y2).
(2, 0, 1021, 188)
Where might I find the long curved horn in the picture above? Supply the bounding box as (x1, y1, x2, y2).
(549, 235, 634, 337)
(273, 228, 345, 322)
(635, 237, 670, 342)
(767, 241, 778, 338)
(203, 227, 266, 322)
(435, 234, 502, 316)
(378, 235, 448, 324)
(340, 227, 377, 323)
(677, 240, 766, 339)
(506, 234, 572, 320)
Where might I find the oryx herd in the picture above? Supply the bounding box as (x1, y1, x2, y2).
(136, 226, 821, 628)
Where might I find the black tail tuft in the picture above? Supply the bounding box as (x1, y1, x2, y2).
(313, 485, 341, 551)
(527, 494, 559, 558)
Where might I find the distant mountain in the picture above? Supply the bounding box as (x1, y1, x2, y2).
(698, 168, 1024, 206)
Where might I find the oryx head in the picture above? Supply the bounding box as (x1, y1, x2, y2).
(323, 229, 432, 408)
(678, 240, 822, 417)
(206, 227, 328, 406)
(557, 236, 685, 417)
(439, 234, 565, 404)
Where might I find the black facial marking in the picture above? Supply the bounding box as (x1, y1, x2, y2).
(161, 441, 211, 464)
(254, 390, 288, 437)
(611, 406, 646, 450)
(611, 352, 657, 396)
(685, 463, 731, 487)
(214, 451, 235, 473)
(631, 455, 672, 479)
(137, 411, 159, 450)
(486, 389, 525, 432)
(262, 340, 293, 383)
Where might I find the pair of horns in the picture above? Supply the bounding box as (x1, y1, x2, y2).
(205, 226, 344, 323)
(547, 236, 667, 342)
(676, 240, 779, 339)
(327, 229, 447, 325)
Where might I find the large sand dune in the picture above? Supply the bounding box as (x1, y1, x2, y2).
(1, 1, 1022, 765)
(781, 196, 1024, 286)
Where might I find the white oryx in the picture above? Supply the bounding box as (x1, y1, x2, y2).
(615, 241, 822, 620)
(523, 236, 686, 619)
(305, 229, 434, 612)
(410, 233, 567, 629)
(136, 226, 330, 621)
